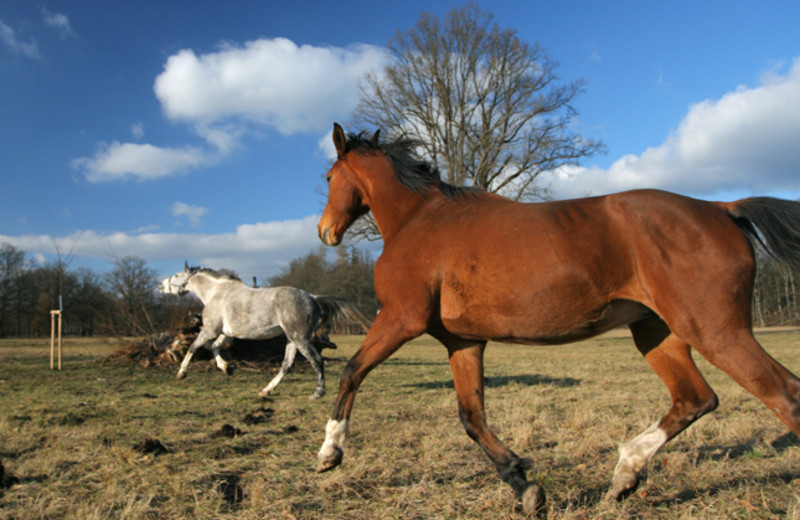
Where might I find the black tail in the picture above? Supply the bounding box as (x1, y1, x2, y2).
(728, 197, 800, 269)
(313, 295, 373, 333)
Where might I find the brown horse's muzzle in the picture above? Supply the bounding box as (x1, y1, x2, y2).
(318, 222, 341, 247)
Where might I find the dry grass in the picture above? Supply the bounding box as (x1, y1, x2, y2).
(2, 331, 800, 519)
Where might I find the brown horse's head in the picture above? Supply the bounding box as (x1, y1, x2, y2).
(317, 123, 377, 246)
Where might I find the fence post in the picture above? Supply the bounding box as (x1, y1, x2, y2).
(50, 310, 62, 370)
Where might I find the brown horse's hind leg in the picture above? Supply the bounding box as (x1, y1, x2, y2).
(443, 336, 545, 516)
(607, 317, 719, 501)
(692, 328, 800, 437)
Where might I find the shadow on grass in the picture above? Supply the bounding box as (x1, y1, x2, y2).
(404, 374, 582, 390)
(770, 431, 800, 451)
(689, 430, 800, 463)
(647, 470, 800, 509)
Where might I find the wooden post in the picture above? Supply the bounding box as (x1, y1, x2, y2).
(50, 310, 62, 370)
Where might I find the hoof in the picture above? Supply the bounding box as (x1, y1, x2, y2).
(309, 390, 325, 401)
(604, 473, 640, 502)
(258, 390, 271, 398)
(224, 366, 233, 376)
(517, 483, 546, 518)
(316, 446, 343, 473)
(176, 372, 187, 380)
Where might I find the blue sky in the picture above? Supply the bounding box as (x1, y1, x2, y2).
(2, 1, 800, 283)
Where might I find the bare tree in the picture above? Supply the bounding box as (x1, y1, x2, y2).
(352, 3, 603, 206)
(104, 256, 160, 336)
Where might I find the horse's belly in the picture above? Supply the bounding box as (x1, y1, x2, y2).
(223, 324, 284, 340)
(441, 298, 651, 345)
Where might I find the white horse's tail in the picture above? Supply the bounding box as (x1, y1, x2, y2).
(313, 296, 373, 334)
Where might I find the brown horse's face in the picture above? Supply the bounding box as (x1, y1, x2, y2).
(318, 124, 371, 246)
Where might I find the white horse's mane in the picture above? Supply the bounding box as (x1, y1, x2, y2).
(188, 266, 242, 283)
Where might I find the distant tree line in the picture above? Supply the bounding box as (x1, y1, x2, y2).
(753, 256, 799, 327)
(267, 246, 380, 321)
(0, 242, 378, 338)
(0, 240, 797, 339)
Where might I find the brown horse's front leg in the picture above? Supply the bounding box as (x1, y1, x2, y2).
(316, 311, 420, 472)
(445, 339, 545, 517)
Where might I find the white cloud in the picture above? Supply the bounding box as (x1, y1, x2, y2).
(0, 215, 323, 280)
(41, 8, 76, 39)
(547, 58, 800, 201)
(154, 38, 385, 135)
(318, 130, 337, 161)
(171, 202, 209, 226)
(74, 37, 385, 182)
(0, 18, 40, 59)
(73, 141, 212, 182)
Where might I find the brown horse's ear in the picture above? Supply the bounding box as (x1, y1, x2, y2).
(371, 129, 380, 145)
(333, 123, 346, 157)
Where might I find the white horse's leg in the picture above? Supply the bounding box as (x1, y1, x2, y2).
(210, 334, 232, 374)
(259, 341, 298, 397)
(293, 339, 326, 400)
(177, 332, 213, 379)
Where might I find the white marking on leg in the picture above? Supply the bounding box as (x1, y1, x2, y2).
(609, 421, 668, 497)
(618, 422, 668, 471)
(318, 418, 349, 461)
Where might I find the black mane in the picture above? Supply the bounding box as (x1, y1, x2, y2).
(344, 131, 478, 199)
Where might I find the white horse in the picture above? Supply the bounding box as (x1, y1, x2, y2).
(158, 264, 370, 399)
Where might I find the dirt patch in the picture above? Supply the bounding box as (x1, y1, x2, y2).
(133, 438, 169, 456)
(242, 406, 274, 425)
(211, 424, 245, 438)
(207, 472, 244, 510)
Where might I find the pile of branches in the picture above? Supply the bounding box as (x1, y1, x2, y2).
(107, 312, 331, 372)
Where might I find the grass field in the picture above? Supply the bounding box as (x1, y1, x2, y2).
(2, 331, 800, 519)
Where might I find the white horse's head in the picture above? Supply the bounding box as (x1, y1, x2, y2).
(158, 266, 194, 296)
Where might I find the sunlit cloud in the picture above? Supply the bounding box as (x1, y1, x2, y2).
(73, 37, 385, 182)
(547, 58, 800, 200)
(154, 39, 385, 134)
(73, 141, 211, 182)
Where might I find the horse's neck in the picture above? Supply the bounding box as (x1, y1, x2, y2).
(187, 275, 227, 304)
(359, 156, 428, 242)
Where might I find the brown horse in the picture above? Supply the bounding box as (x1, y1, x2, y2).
(315, 123, 800, 515)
